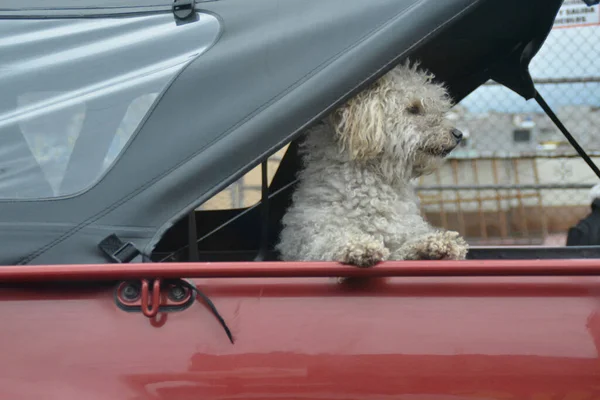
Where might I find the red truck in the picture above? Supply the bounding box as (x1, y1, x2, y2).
(1, 0, 600, 398)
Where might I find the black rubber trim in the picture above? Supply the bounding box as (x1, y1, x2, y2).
(468, 246, 600, 260)
(113, 280, 196, 313)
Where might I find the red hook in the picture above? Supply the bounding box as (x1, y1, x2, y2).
(140, 279, 162, 318)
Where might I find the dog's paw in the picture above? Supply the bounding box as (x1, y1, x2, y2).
(403, 230, 468, 260)
(339, 239, 390, 268)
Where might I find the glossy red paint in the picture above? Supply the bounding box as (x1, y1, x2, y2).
(2, 259, 600, 282)
(1, 262, 600, 399)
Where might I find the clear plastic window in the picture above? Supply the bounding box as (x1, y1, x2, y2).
(0, 12, 219, 199)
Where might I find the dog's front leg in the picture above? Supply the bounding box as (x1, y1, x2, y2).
(298, 227, 390, 268)
(334, 230, 391, 268)
(390, 229, 468, 261)
(279, 223, 390, 267)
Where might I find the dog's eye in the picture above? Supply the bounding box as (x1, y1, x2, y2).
(406, 102, 423, 115)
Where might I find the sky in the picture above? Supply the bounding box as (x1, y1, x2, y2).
(459, 21, 600, 114)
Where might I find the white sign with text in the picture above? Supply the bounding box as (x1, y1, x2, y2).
(553, 0, 600, 29)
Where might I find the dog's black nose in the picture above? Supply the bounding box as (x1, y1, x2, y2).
(451, 128, 463, 140)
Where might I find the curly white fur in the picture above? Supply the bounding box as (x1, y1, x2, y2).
(276, 60, 469, 267)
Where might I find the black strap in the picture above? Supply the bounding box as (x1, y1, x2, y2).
(535, 91, 600, 179)
(172, 0, 195, 20)
(173, 279, 235, 344)
(98, 233, 143, 263)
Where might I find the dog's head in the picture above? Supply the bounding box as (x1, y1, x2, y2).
(330, 60, 461, 179)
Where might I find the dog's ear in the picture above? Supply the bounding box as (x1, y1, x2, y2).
(329, 76, 393, 161)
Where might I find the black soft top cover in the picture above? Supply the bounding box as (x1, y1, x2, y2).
(0, 0, 563, 265)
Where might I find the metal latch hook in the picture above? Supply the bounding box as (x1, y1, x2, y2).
(140, 279, 162, 318)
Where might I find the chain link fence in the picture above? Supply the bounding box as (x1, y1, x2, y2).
(425, 1, 600, 246)
(203, 1, 600, 247)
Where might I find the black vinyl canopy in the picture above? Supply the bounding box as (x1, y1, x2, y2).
(0, 0, 567, 265)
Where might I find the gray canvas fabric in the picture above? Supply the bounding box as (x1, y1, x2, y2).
(0, 0, 563, 265)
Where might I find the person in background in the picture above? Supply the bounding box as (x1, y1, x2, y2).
(566, 182, 600, 246)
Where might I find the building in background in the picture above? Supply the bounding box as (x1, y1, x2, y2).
(418, 104, 600, 246)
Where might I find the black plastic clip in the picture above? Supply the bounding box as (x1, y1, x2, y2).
(173, 0, 196, 20)
(99, 234, 142, 263)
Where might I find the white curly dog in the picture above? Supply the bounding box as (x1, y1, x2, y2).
(276, 61, 468, 267)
